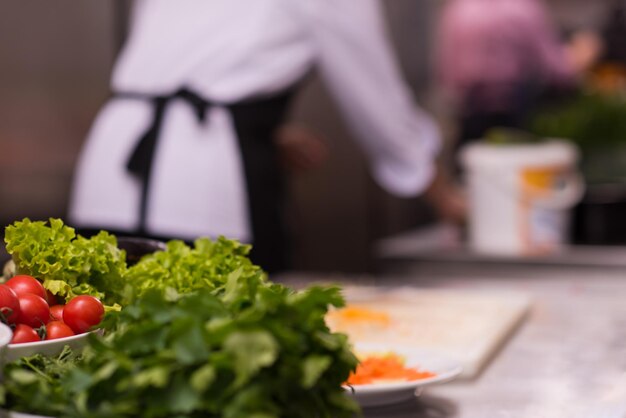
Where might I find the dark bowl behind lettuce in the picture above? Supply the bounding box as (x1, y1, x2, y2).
(116, 236, 167, 266)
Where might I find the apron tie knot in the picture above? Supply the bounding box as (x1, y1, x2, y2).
(115, 87, 215, 234)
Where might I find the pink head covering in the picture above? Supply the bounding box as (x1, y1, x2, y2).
(435, 0, 575, 110)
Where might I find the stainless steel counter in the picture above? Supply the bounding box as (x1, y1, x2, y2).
(280, 260, 626, 418)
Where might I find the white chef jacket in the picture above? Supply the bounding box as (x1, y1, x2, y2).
(69, 0, 441, 243)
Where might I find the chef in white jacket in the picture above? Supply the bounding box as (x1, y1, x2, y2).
(69, 0, 449, 272)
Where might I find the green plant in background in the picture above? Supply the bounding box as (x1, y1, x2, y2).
(529, 91, 626, 151)
(482, 127, 543, 145)
(529, 91, 626, 183)
(456, 91, 626, 184)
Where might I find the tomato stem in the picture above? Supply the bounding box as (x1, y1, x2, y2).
(0, 307, 13, 325)
(36, 323, 48, 340)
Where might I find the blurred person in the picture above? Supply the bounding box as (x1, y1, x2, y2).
(602, 0, 626, 67)
(69, 0, 464, 273)
(591, 0, 626, 94)
(434, 0, 602, 150)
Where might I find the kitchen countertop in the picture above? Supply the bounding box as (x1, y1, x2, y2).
(279, 258, 626, 418)
(376, 223, 626, 269)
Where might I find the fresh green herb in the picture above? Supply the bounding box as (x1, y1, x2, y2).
(0, 346, 82, 416)
(3, 288, 359, 418)
(2, 235, 360, 418)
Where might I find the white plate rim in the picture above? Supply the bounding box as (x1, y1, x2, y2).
(7, 412, 54, 418)
(7, 329, 97, 349)
(343, 343, 463, 395)
(0, 322, 12, 347)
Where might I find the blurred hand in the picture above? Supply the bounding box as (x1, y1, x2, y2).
(274, 123, 329, 173)
(566, 30, 604, 75)
(424, 167, 467, 224)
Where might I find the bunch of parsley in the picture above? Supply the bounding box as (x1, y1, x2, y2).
(2, 237, 360, 418)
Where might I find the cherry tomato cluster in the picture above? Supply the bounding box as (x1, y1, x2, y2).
(0, 275, 104, 345)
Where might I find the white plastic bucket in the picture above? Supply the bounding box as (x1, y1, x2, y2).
(460, 140, 584, 256)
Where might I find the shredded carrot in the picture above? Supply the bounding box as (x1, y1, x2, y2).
(329, 306, 391, 327)
(346, 352, 436, 385)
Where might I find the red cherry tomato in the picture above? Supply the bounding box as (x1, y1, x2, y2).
(6, 275, 47, 299)
(10, 323, 40, 344)
(49, 305, 64, 322)
(17, 293, 50, 328)
(45, 289, 58, 305)
(63, 295, 104, 334)
(45, 321, 75, 340)
(0, 284, 21, 324)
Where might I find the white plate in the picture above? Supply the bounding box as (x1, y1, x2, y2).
(0, 322, 12, 368)
(345, 344, 463, 407)
(5, 330, 99, 363)
(0, 323, 11, 347)
(8, 412, 53, 418)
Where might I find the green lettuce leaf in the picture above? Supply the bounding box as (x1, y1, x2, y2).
(4, 218, 127, 307)
(124, 236, 265, 304)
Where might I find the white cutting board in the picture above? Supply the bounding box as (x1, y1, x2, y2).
(327, 286, 531, 379)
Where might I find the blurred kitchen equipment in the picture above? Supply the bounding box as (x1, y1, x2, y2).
(573, 183, 626, 245)
(461, 139, 583, 256)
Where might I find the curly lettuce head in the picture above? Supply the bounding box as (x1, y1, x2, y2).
(4, 218, 128, 307)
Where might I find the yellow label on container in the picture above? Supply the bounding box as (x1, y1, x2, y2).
(521, 167, 566, 197)
(519, 166, 569, 255)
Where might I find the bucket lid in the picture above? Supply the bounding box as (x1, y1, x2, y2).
(460, 139, 579, 169)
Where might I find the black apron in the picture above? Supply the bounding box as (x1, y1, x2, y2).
(79, 87, 296, 273)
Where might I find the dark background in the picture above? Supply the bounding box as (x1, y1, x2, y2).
(0, 0, 611, 272)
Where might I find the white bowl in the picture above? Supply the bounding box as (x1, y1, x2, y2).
(0, 322, 12, 348)
(345, 343, 463, 408)
(9, 413, 54, 418)
(0, 322, 13, 368)
(5, 330, 98, 363)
